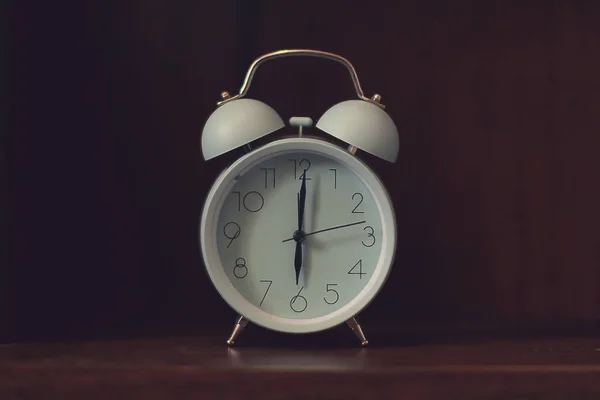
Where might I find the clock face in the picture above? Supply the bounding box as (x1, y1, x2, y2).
(201, 138, 395, 333)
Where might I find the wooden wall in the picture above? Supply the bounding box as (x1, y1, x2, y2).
(0, 0, 7, 339)
(4, 0, 600, 341)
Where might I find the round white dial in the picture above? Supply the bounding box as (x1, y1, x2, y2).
(200, 138, 396, 333)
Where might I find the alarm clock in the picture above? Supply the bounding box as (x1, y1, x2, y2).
(199, 49, 399, 346)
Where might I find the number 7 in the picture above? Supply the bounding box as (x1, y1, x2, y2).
(259, 280, 273, 306)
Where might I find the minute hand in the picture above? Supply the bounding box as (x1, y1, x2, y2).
(282, 220, 367, 243)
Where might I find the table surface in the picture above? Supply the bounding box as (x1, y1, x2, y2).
(2, 325, 600, 399)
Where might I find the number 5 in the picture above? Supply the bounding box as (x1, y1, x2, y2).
(324, 283, 339, 305)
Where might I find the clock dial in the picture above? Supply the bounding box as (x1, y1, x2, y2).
(215, 151, 384, 320)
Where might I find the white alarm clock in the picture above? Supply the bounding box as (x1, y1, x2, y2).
(199, 50, 399, 345)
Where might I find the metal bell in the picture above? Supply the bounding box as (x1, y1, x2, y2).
(201, 98, 285, 160)
(316, 100, 399, 162)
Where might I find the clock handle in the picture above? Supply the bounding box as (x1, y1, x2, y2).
(217, 49, 384, 108)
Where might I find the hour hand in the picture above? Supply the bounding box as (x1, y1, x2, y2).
(294, 241, 302, 285)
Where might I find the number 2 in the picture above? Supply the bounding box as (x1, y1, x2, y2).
(351, 193, 364, 213)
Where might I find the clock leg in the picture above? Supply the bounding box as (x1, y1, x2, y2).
(226, 315, 249, 346)
(346, 317, 369, 346)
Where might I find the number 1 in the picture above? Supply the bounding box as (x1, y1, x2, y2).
(329, 168, 337, 189)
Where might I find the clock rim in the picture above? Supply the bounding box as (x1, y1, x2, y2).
(199, 137, 396, 334)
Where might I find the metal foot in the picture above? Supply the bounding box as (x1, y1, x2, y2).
(226, 315, 249, 346)
(346, 317, 369, 346)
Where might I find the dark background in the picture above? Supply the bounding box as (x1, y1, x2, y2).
(2, 1, 600, 343)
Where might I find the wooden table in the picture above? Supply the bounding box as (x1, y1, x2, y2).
(1, 326, 600, 399)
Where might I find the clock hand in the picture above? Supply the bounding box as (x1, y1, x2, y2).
(294, 241, 302, 285)
(293, 193, 302, 285)
(294, 172, 308, 285)
(298, 169, 307, 230)
(282, 220, 367, 243)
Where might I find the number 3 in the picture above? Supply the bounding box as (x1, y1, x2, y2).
(362, 226, 376, 247)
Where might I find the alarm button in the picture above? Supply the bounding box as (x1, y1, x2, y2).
(289, 117, 313, 127)
(289, 117, 313, 137)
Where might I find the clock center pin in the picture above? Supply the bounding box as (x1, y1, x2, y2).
(292, 229, 306, 243)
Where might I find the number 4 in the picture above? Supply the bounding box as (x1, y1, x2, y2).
(348, 260, 366, 279)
